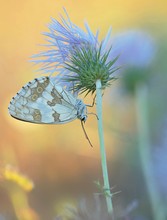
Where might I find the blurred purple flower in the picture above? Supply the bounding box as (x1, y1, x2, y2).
(110, 30, 155, 69)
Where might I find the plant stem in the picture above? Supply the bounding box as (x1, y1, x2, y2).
(96, 79, 114, 217)
(135, 83, 166, 220)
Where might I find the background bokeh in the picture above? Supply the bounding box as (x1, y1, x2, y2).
(1, 1, 167, 220)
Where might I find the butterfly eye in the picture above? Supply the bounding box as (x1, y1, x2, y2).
(81, 116, 87, 122)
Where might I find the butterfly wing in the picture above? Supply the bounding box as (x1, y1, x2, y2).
(8, 77, 78, 124)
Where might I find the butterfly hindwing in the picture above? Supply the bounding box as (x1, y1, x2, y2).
(8, 77, 80, 124)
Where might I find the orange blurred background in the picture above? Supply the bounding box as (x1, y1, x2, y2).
(1, 1, 167, 220)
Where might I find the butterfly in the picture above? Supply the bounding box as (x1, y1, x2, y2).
(8, 77, 93, 146)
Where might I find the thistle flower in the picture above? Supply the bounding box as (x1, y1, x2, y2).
(33, 9, 119, 94)
(33, 9, 118, 216)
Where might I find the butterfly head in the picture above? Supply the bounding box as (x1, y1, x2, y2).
(76, 99, 87, 122)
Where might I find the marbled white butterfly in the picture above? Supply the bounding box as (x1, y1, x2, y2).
(8, 77, 92, 146)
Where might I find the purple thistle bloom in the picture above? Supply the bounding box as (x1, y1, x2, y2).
(33, 9, 98, 86)
(33, 9, 118, 92)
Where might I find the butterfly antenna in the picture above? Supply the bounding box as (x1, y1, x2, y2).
(81, 120, 93, 147)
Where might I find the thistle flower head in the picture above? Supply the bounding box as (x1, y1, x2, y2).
(65, 44, 119, 94)
(33, 9, 118, 94)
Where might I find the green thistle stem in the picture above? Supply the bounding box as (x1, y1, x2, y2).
(96, 79, 114, 217)
(135, 83, 166, 220)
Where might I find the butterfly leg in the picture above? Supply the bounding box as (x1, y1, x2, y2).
(88, 112, 99, 120)
(86, 96, 98, 120)
(86, 95, 96, 107)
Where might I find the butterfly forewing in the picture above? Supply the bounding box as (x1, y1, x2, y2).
(8, 77, 81, 124)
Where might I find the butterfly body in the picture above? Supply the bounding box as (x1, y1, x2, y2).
(8, 77, 87, 124)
